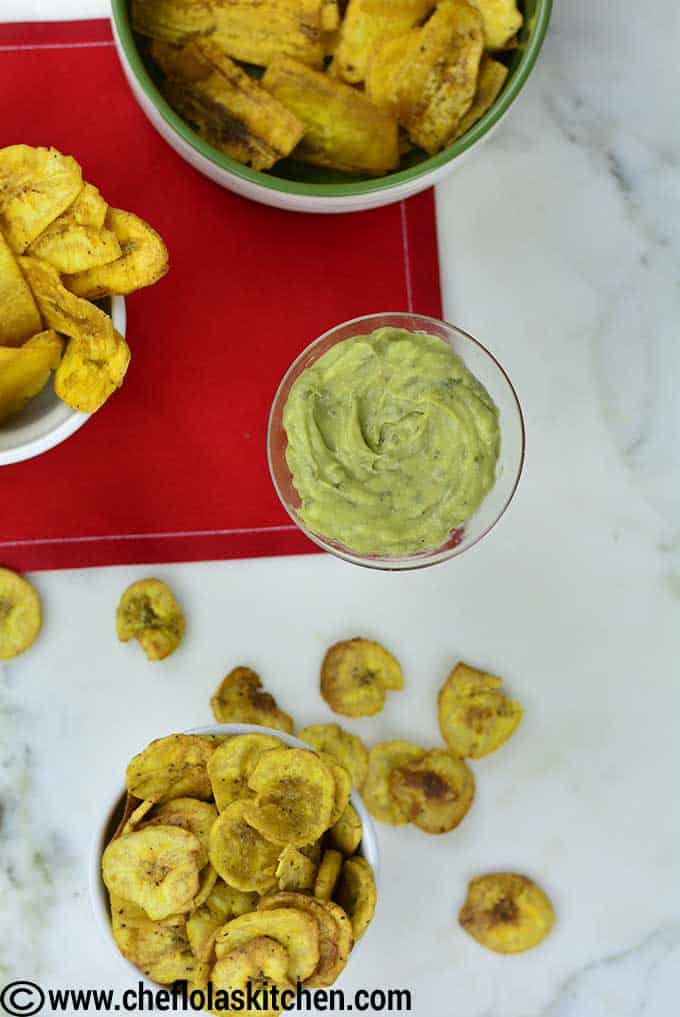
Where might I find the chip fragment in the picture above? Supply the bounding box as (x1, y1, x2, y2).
(313, 849, 343, 901)
(334, 855, 376, 941)
(116, 578, 186, 661)
(363, 740, 425, 824)
(275, 844, 318, 892)
(0, 331, 63, 424)
(259, 891, 353, 987)
(298, 723, 369, 788)
(467, 0, 523, 50)
(389, 748, 475, 834)
(438, 661, 522, 758)
(64, 208, 169, 298)
(246, 747, 335, 847)
(208, 801, 281, 893)
(0, 228, 42, 346)
(208, 734, 283, 812)
(334, 0, 435, 84)
(453, 56, 508, 139)
(319, 752, 352, 826)
(320, 638, 404, 717)
(131, 0, 216, 44)
(459, 873, 555, 953)
(215, 907, 320, 983)
(126, 734, 215, 804)
(0, 567, 42, 660)
(0, 145, 82, 252)
(328, 802, 363, 855)
(211, 667, 294, 732)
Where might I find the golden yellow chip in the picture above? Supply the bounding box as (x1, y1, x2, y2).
(110, 895, 202, 984)
(102, 825, 203, 920)
(334, 855, 376, 941)
(190, 863, 219, 911)
(467, 0, 522, 50)
(328, 803, 362, 855)
(28, 222, 121, 275)
(318, 752, 352, 826)
(215, 907, 320, 983)
(321, 0, 340, 32)
(207, 734, 283, 812)
(365, 31, 416, 118)
(459, 873, 555, 953)
(54, 330, 130, 413)
(275, 844, 317, 892)
(131, 0, 216, 44)
(188, 879, 260, 961)
(208, 801, 281, 894)
(126, 734, 215, 804)
(0, 567, 42, 660)
(0, 145, 82, 252)
(313, 849, 343, 901)
(438, 661, 522, 758)
(334, 0, 434, 84)
(453, 56, 509, 139)
(64, 208, 168, 298)
(211, 0, 328, 68)
(300, 839, 323, 865)
(143, 798, 217, 868)
(0, 228, 42, 346)
(246, 747, 335, 847)
(210, 666, 294, 732)
(0, 331, 63, 425)
(298, 723, 369, 788)
(363, 741, 425, 824)
(259, 891, 353, 987)
(212, 936, 293, 1017)
(320, 638, 403, 717)
(116, 579, 186, 661)
(66, 182, 108, 228)
(389, 748, 475, 834)
(120, 798, 155, 837)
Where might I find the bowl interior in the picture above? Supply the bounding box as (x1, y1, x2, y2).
(111, 0, 552, 198)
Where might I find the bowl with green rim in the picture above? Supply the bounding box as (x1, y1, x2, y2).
(110, 0, 552, 214)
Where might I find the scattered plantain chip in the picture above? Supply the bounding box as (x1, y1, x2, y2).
(262, 56, 399, 176)
(275, 844, 318, 892)
(438, 661, 522, 758)
(389, 748, 475, 834)
(467, 0, 523, 50)
(459, 873, 555, 953)
(116, 578, 186, 661)
(215, 907, 320, 983)
(298, 723, 369, 788)
(0, 228, 42, 346)
(102, 825, 204, 921)
(207, 733, 283, 811)
(110, 895, 202, 984)
(320, 637, 404, 717)
(210, 666, 294, 732)
(453, 55, 509, 139)
(259, 891, 353, 987)
(126, 734, 216, 804)
(0, 567, 42, 660)
(64, 208, 168, 298)
(0, 145, 82, 253)
(208, 800, 281, 894)
(0, 331, 63, 425)
(363, 740, 425, 824)
(328, 802, 363, 855)
(313, 848, 343, 901)
(211, 936, 294, 1016)
(334, 855, 377, 942)
(334, 0, 435, 84)
(246, 747, 335, 847)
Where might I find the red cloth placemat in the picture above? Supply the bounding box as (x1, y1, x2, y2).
(0, 19, 442, 571)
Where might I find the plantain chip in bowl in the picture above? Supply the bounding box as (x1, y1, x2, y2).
(389, 747, 475, 834)
(208, 800, 281, 894)
(211, 936, 294, 1017)
(298, 723, 369, 788)
(328, 802, 363, 855)
(0, 567, 42, 660)
(320, 638, 404, 717)
(362, 740, 425, 824)
(334, 0, 435, 84)
(64, 208, 168, 298)
(259, 891, 353, 988)
(0, 331, 64, 425)
(245, 747, 335, 847)
(207, 733, 283, 812)
(141, 797, 218, 868)
(275, 844, 317, 892)
(109, 895, 204, 984)
(313, 848, 343, 901)
(214, 907, 320, 983)
(126, 734, 216, 804)
(468, 0, 523, 50)
(116, 578, 186, 661)
(187, 879, 259, 962)
(459, 873, 554, 953)
(318, 752, 352, 826)
(334, 855, 377, 942)
(438, 661, 522, 758)
(0, 228, 42, 346)
(0, 144, 82, 252)
(210, 666, 294, 732)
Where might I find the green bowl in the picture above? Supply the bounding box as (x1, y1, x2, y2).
(110, 0, 552, 212)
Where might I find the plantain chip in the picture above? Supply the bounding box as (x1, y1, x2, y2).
(438, 661, 522, 758)
(453, 56, 509, 139)
(119, 798, 155, 837)
(363, 741, 425, 824)
(211, 0, 328, 68)
(116, 579, 186, 661)
(321, 0, 341, 32)
(28, 222, 121, 274)
(126, 734, 216, 804)
(246, 748, 335, 847)
(102, 825, 203, 921)
(328, 803, 362, 856)
(109, 895, 203, 984)
(64, 208, 168, 298)
(467, 0, 523, 50)
(0, 567, 42, 660)
(262, 56, 399, 176)
(275, 844, 317, 892)
(210, 667, 294, 732)
(364, 32, 416, 118)
(208, 801, 280, 894)
(0, 228, 42, 346)
(215, 908, 320, 983)
(188, 879, 260, 962)
(259, 891, 353, 988)
(0, 145, 82, 252)
(0, 331, 63, 425)
(318, 753, 352, 826)
(334, 855, 376, 941)
(131, 0, 216, 44)
(53, 330, 130, 413)
(66, 182, 108, 228)
(142, 798, 217, 868)
(313, 849, 343, 901)
(207, 734, 283, 812)
(298, 723, 369, 789)
(459, 873, 555, 953)
(212, 936, 294, 1017)
(389, 748, 475, 834)
(320, 638, 404, 717)
(334, 0, 435, 83)
(300, 839, 323, 865)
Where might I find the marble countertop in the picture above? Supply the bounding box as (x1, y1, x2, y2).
(2, 2, 679, 1016)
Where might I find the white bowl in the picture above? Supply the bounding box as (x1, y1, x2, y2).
(0, 295, 126, 467)
(89, 723, 380, 994)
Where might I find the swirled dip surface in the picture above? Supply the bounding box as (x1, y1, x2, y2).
(283, 327, 500, 555)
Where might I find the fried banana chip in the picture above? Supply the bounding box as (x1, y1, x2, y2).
(328, 802, 362, 855)
(318, 752, 352, 826)
(207, 734, 283, 812)
(459, 873, 555, 953)
(212, 936, 294, 1016)
(334, 855, 376, 941)
(313, 849, 343, 901)
(259, 892, 353, 987)
(262, 56, 399, 176)
(321, 0, 341, 32)
(0, 145, 82, 252)
(28, 222, 121, 274)
(116, 579, 186, 661)
(300, 839, 323, 865)
(246, 748, 335, 847)
(131, 0, 216, 44)
(389, 748, 475, 834)
(276, 844, 317, 892)
(54, 330, 130, 413)
(126, 734, 215, 804)
(0, 331, 63, 424)
(211, 0, 327, 68)
(110, 895, 202, 984)
(210, 667, 294, 733)
(320, 638, 403, 717)
(334, 0, 435, 83)
(142, 798, 217, 868)
(119, 798, 155, 838)
(0, 228, 42, 346)
(215, 908, 320, 983)
(298, 723, 369, 788)
(0, 568, 42, 660)
(364, 32, 416, 118)
(208, 801, 281, 894)
(438, 661, 522, 758)
(468, 0, 523, 50)
(66, 182, 108, 228)
(188, 879, 260, 961)
(102, 825, 203, 920)
(453, 56, 508, 138)
(64, 208, 168, 298)
(363, 741, 425, 824)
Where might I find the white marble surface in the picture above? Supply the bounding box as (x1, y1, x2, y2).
(2, 2, 680, 1016)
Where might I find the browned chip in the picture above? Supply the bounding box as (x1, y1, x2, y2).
(259, 891, 353, 987)
(389, 748, 475, 834)
(438, 661, 522, 758)
(363, 740, 425, 824)
(320, 638, 403, 717)
(298, 723, 369, 788)
(210, 666, 294, 732)
(334, 855, 376, 941)
(459, 873, 555, 953)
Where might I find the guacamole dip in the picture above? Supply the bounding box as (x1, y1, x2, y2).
(283, 327, 500, 555)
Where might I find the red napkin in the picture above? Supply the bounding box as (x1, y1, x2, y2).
(0, 20, 442, 571)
